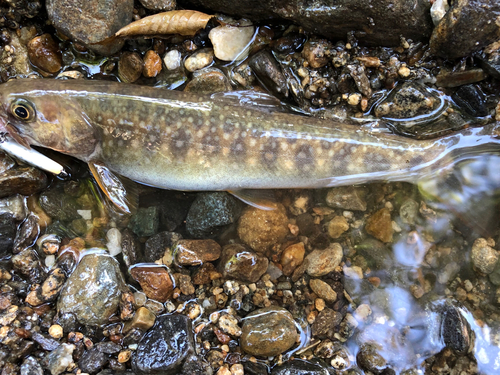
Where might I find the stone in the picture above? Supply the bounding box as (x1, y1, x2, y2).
(46, 343, 74, 375)
(356, 344, 388, 374)
(400, 199, 419, 225)
(186, 192, 242, 238)
(305, 243, 343, 277)
(436, 68, 488, 88)
(164, 50, 182, 70)
(118, 51, 144, 83)
(218, 244, 269, 283)
(175, 239, 222, 266)
(32, 332, 60, 350)
(430, 0, 500, 59)
(192, 262, 222, 285)
(241, 307, 298, 357)
(451, 84, 488, 117)
(249, 50, 288, 99)
(326, 187, 367, 211)
(327, 216, 349, 239)
(302, 38, 332, 69)
(143, 49, 162, 78)
(271, 359, 329, 374)
(57, 254, 128, 326)
(123, 307, 156, 334)
(26, 267, 66, 306)
(365, 208, 393, 243)
(184, 48, 214, 72)
(139, 0, 175, 10)
(280, 242, 305, 276)
(238, 203, 289, 254)
(129, 265, 174, 302)
(312, 308, 343, 338)
(440, 302, 472, 354)
(209, 18, 254, 61)
(39, 186, 80, 221)
(79, 346, 108, 374)
(132, 314, 195, 374)
(471, 238, 498, 274)
(121, 228, 141, 267)
(144, 231, 182, 263)
(309, 279, 337, 303)
(46, 0, 133, 55)
(20, 357, 43, 375)
(0, 167, 48, 199)
(0, 195, 26, 222)
(128, 206, 160, 237)
(0, 213, 16, 256)
(184, 67, 232, 94)
(27, 34, 62, 74)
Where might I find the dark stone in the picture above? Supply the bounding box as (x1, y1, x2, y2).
(46, 0, 133, 55)
(0, 167, 47, 199)
(32, 332, 60, 351)
(121, 228, 141, 267)
(270, 359, 329, 374)
(311, 308, 343, 339)
(430, 0, 500, 59)
(184, 68, 232, 94)
(186, 192, 242, 238)
(158, 194, 192, 232)
(356, 344, 387, 374)
(13, 214, 39, 254)
(441, 303, 471, 355)
(180, 0, 432, 47)
(144, 231, 182, 263)
(55, 312, 77, 333)
(477, 52, 500, 80)
(20, 356, 43, 375)
(39, 186, 81, 221)
(0, 213, 16, 257)
(79, 347, 109, 374)
(180, 354, 213, 375)
(96, 341, 122, 354)
(451, 84, 488, 117)
(132, 314, 195, 374)
(249, 50, 288, 99)
(272, 33, 307, 55)
(244, 361, 269, 375)
(128, 206, 160, 237)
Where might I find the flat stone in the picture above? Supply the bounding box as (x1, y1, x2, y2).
(57, 254, 128, 326)
(312, 308, 343, 338)
(0, 167, 47, 199)
(305, 243, 343, 277)
(130, 265, 174, 302)
(218, 243, 268, 283)
(326, 187, 367, 211)
(309, 279, 337, 303)
(175, 239, 221, 266)
(365, 208, 393, 243)
(184, 67, 232, 94)
(139, 0, 175, 10)
(249, 50, 288, 99)
(241, 307, 298, 357)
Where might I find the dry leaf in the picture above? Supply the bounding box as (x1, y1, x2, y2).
(115, 10, 214, 37)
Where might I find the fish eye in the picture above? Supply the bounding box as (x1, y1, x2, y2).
(10, 99, 35, 121)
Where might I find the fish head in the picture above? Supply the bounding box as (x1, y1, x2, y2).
(0, 79, 97, 157)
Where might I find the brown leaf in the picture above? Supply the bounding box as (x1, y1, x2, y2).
(115, 10, 214, 37)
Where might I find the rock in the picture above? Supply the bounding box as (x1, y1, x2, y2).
(0, 167, 48, 199)
(471, 238, 498, 274)
(175, 239, 221, 266)
(123, 307, 156, 333)
(347, 63, 372, 98)
(451, 84, 488, 117)
(182, 0, 432, 47)
(128, 206, 160, 237)
(121, 228, 141, 267)
(436, 68, 488, 88)
(13, 214, 40, 253)
(79, 347, 109, 374)
(132, 314, 195, 374)
(272, 33, 307, 55)
(174, 273, 195, 295)
(440, 302, 472, 354)
(365, 208, 393, 243)
(301, 38, 332, 69)
(209, 18, 254, 61)
(218, 244, 268, 283)
(27, 34, 62, 74)
(326, 187, 367, 211)
(249, 50, 288, 99)
(164, 50, 182, 70)
(400, 199, 419, 225)
(46, 343, 75, 375)
(46, 0, 133, 55)
(181, 354, 213, 375)
(12, 249, 45, 283)
(39, 186, 81, 221)
(477, 51, 500, 79)
(0, 213, 16, 256)
(327, 216, 349, 239)
(144, 231, 182, 263)
(106, 228, 122, 256)
(139, 0, 175, 11)
(143, 50, 162, 78)
(26, 267, 66, 306)
(219, 313, 242, 337)
(356, 344, 388, 374)
(20, 356, 43, 375)
(241, 307, 298, 357)
(271, 359, 329, 374)
(184, 67, 232, 94)
(430, 0, 500, 59)
(0, 29, 36, 81)
(280, 242, 305, 276)
(129, 265, 174, 302)
(238, 203, 288, 254)
(58, 254, 128, 326)
(305, 243, 343, 277)
(186, 192, 242, 238)
(431, 0, 449, 25)
(309, 279, 337, 303)
(118, 51, 144, 83)
(312, 308, 343, 338)
(184, 48, 214, 72)
(192, 262, 222, 285)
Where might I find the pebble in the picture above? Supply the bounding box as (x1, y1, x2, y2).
(20, 357, 43, 375)
(280, 242, 305, 276)
(400, 199, 419, 225)
(209, 18, 254, 61)
(218, 244, 269, 283)
(312, 308, 343, 338)
(451, 84, 488, 117)
(123, 306, 156, 333)
(327, 216, 349, 239)
(436, 68, 488, 88)
(79, 346, 109, 374)
(431, 0, 449, 25)
(192, 262, 222, 285)
(129, 265, 174, 302)
(47, 343, 74, 375)
(0, 167, 48, 199)
(27, 34, 62, 74)
(144, 231, 182, 263)
(143, 49, 162, 78)
(305, 243, 343, 277)
(0, 214, 16, 256)
(219, 313, 242, 337)
(164, 50, 182, 70)
(241, 307, 298, 357)
(309, 279, 337, 303)
(302, 38, 332, 68)
(471, 238, 498, 274)
(128, 206, 160, 237)
(132, 314, 194, 373)
(184, 67, 232, 94)
(106, 228, 122, 256)
(326, 186, 367, 211)
(249, 49, 288, 99)
(49, 324, 63, 339)
(57, 254, 128, 326)
(238, 203, 289, 254)
(138, 0, 175, 10)
(46, 0, 133, 55)
(175, 239, 221, 266)
(118, 51, 144, 83)
(184, 48, 214, 72)
(365, 208, 394, 243)
(356, 343, 388, 374)
(271, 359, 329, 374)
(39, 185, 80, 221)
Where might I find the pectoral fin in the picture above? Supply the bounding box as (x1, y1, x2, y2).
(228, 189, 278, 211)
(88, 161, 138, 215)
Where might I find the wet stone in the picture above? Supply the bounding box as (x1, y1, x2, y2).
(184, 67, 232, 94)
(241, 307, 298, 357)
(271, 359, 329, 374)
(118, 51, 144, 83)
(79, 346, 108, 374)
(26, 267, 66, 306)
(281, 242, 305, 276)
(192, 262, 222, 285)
(47, 343, 74, 375)
(46, 0, 133, 55)
(365, 208, 393, 243)
(20, 356, 43, 375)
(0, 167, 48, 199)
(451, 84, 488, 117)
(273, 33, 307, 55)
(128, 206, 160, 237)
(327, 216, 349, 239)
(218, 244, 268, 283)
(238, 203, 289, 254)
(249, 49, 288, 99)
(209, 18, 254, 61)
(305, 243, 343, 277)
(441, 303, 471, 355)
(436, 68, 488, 88)
(309, 279, 337, 303)
(302, 38, 332, 69)
(471, 238, 498, 274)
(139, 0, 175, 10)
(39, 186, 81, 221)
(132, 314, 195, 374)
(0, 213, 16, 257)
(27, 34, 62, 74)
(356, 343, 388, 374)
(129, 265, 174, 302)
(143, 50, 162, 78)
(186, 192, 242, 238)
(12, 249, 45, 283)
(121, 228, 141, 267)
(13, 214, 40, 254)
(175, 239, 221, 266)
(123, 307, 156, 333)
(32, 331, 60, 351)
(400, 199, 419, 225)
(326, 187, 367, 211)
(58, 254, 128, 326)
(144, 231, 182, 263)
(184, 48, 214, 72)
(477, 51, 500, 80)
(312, 308, 343, 338)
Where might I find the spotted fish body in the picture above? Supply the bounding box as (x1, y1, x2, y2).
(0, 79, 498, 190)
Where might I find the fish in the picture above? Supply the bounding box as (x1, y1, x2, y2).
(0, 78, 499, 211)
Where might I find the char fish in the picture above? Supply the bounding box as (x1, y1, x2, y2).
(0, 79, 499, 209)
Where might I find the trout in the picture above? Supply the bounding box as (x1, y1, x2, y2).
(0, 79, 498, 207)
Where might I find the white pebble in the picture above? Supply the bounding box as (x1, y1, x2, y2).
(209, 19, 254, 61)
(45, 255, 56, 269)
(431, 0, 449, 26)
(164, 50, 181, 70)
(77, 210, 92, 220)
(106, 228, 122, 256)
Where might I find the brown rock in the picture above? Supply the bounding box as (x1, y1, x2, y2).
(327, 216, 349, 239)
(120, 291, 135, 321)
(175, 239, 222, 266)
(192, 262, 222, 285)
(365, 208, 393, 243)
(130, 266, 174, 302)
(27, 34, 62, 74)
(118, 51, 144, 83)
(139, 0, 175, 10)
(174, 273, 195, 295)
(123, 307, 156, 333)
(305, 243, 343, 277)
(280, 242, 305, 276)
(0, 167, 48, 199)
(302, 38, 331, 68)
(238, 203, 289, 253)
(326, 187, 367, 211)
(309, 279, 337, 303)
(143, 50, 162, 78)
(312, 308, 343, 338)
(184, 68, 232, 94)
(218, 244, 268, 283)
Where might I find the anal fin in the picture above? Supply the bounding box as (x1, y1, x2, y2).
(228, 189, 278, 211)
